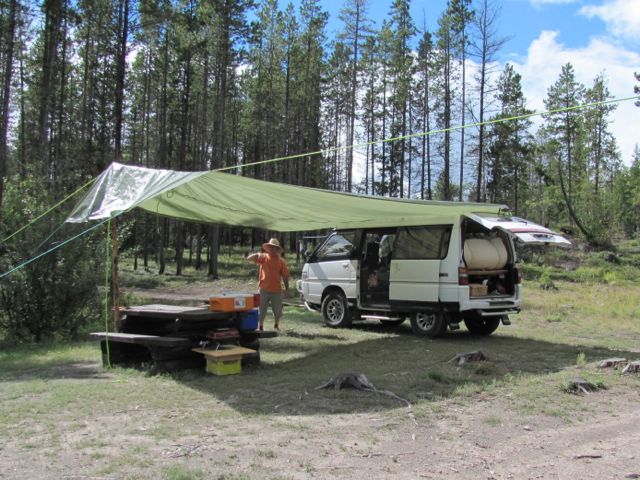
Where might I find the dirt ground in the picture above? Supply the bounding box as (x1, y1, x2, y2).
(2, 364, 639, 480)
(2, 284, 639, 480)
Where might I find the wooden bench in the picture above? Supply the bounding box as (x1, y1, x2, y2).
(89, 332, 192, 347)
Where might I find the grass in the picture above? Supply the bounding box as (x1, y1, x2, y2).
(1, 246, 639, 478)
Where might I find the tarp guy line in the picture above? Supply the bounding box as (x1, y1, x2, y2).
(0, 95, 637, 280)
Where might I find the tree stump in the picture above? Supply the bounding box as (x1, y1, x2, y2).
(563, 377, 605, 394)
(598, 358, 627, 369)
(449, 350, 486, 365)
(622, 361, 640, 374)
(316, 372, 377, 391)
(316, 372, 412, 408)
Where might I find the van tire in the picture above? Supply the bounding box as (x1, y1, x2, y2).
(410, 312, 446, 338)
(464, 315, 501, 336)
(322, 291, 352, 328)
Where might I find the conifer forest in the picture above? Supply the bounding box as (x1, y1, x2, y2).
(0, 0, 639, 339)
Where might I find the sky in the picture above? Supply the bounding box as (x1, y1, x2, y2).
(314, 0, 640, 164)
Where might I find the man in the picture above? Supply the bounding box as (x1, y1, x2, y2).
(247, 238, 289, 331)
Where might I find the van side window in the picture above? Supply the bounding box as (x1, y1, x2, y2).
(315, 232, 356, 261)
(393, 226, 452, 260)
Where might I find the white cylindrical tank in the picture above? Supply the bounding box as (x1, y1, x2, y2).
(490, 237, 509, 268)
(464, 237, 508, 270)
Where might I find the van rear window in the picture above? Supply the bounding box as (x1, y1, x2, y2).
(393, 226, 452, 260)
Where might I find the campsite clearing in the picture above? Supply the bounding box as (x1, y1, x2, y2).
(1, 279, 639, 479)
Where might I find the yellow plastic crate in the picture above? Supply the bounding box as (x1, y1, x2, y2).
(206, 358, 241, 376)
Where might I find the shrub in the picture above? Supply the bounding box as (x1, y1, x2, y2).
(0, 176, 103, 341)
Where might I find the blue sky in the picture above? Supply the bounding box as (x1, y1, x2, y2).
(306, 0, 640, 163)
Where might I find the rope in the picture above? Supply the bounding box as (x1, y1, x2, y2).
(1, 95, 637, 281)
(214, 95, 640, 173)
(103, 218, 112, 368)
(33, 220, 67, 253)
(0, 218, 110, 280)
(1, 176, 97, 245)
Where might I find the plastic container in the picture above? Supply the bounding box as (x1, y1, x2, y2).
(206, 358, 241, 375)
(464, 238, 508, 270)
(252, 293, 261, 308)
(209, 293, 254, 312)
(239, 309, 259, 331)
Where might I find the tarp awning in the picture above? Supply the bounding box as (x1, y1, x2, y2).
(67, 162, 507, 231)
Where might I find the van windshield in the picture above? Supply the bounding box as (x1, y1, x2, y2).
(315, 232, 356, 261)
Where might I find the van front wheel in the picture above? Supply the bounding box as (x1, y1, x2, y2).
(464, 315, 501, 336)
(322, 292, 352, 328)
(410, 312, 446, 338)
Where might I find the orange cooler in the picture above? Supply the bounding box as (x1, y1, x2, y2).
(209, 293, 254, 312)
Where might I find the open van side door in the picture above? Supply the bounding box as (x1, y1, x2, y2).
(464, 214, 571, 246)
(389, 226, 453, 304)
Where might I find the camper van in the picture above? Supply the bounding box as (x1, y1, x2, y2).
(296, 214, 569, 337)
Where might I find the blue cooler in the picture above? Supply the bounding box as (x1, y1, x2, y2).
(239, 308, 259, 331)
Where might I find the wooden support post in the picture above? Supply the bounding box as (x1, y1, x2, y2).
(111, 217, 121, 331)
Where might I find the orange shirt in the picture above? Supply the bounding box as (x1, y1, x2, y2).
(254, 253, 289, 293)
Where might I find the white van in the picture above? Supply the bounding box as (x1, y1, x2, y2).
(296, 214, 569, 337)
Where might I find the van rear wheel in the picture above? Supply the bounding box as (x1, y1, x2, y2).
(410, 312, 446, 338)
(322, 291, 352, 328)
(464, 315, 501, 336)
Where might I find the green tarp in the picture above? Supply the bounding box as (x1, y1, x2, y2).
(67, 162, 507, 231)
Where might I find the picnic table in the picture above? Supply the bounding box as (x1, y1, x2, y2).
(90, 304, 277, 372)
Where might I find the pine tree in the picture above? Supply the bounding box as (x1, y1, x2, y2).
(584, 73, 619, 194)
(470, 0, 505, 202)
(485, 64, 533, 214)
(434, 2, 458, 200)
(0, 0, 19, 210)
(614, 145, 640, 236)
(449, 0, 473, 201)
(415, 29, 434, 200)
(338, 0, 373, 191)
(359, 34, 381, 195)
(542, 63, 598, 243)
(386, 0, 415, 198)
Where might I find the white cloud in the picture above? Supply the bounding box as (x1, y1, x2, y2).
(579, 0, 640, 42)
(510, 30, 640, 163)
(530, 0, 578, 8)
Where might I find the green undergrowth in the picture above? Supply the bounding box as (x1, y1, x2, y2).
(519, 243, 640, 285)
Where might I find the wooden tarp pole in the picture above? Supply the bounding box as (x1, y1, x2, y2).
(111, 216, 121, 331)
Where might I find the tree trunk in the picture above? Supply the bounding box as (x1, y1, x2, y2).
(346, 1, 361, 192)
(458, 27, 466, 202)
(0, 0, 18, 212)
(39, 0, 64, 179)
(114, 0, 129, 160)
(208, 224, 220, 279)
(111, 218, 122, 331)
(557, 157, 595, 244)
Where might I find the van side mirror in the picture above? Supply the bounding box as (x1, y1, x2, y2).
(304, 249, 312, 260)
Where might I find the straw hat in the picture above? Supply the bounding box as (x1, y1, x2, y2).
(263, 238, 283, 251)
